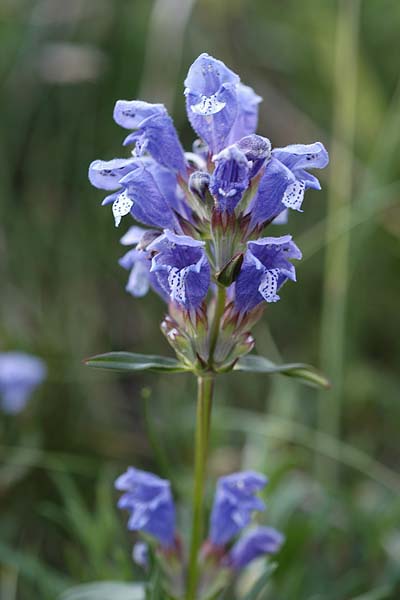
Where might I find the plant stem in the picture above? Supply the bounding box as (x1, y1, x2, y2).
(186, 375, 215, 600)
(208, 284, 227, 366)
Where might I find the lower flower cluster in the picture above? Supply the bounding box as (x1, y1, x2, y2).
(115, 467, 283, 597)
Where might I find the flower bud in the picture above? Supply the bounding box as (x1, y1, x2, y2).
(136, 229, 162, 250)
(189, 171, 211, 202)
(216, 253, 244, 287)
(237, 134, 271, 179)
(192, 138, 209, 160)
(161, 316, 197, 366)
(132, 542, 149, 569)
(237, 134, 271, 162)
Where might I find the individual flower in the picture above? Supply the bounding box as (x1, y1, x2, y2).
(115, 467, 176, 548)
(113, 100, 186, 174)
(88, 157, 184, 229)
(235, 235, 302, 314)
(0, 352, 47, 414)
(228, 526, 284, 569)
(118, 159, 183, 229)
(184, 53, 260, 154)
(209, 145, 250, 213)
(148, 230, 211, 310)
(209, 471, 267, 547)
(188, 170, 211, 202)
(272, 142, 329, 191)
(248, 142, 329, 229)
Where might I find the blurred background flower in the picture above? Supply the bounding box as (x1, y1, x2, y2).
(0, 352, 46, 414)
(1, 0, 399, 598)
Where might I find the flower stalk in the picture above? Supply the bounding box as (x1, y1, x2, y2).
(186, 375, 214, 600)
(208, 284, 227, 366)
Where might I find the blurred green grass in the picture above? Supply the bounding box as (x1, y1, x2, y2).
(1, 0, 400, 598)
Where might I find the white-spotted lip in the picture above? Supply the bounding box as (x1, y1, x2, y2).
(258, 269, 280, 303)
(112, 190, 133, 227)
(168, 266, 187, 304)
(191, 94, 226, 116)
(282, 180, 305, 211)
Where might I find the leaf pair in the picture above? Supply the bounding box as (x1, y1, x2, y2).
(84, 352, 330, 389)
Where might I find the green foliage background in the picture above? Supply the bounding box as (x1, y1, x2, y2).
(0, 0, 399, 598)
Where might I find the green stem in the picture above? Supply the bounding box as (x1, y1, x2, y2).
(208, 284, 227, 367)
(186, 375, 215, 600)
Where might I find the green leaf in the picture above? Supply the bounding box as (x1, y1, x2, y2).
(234, 355, 330, 389)
(60, 582, 145, 600)
(242, 562, 277, 600)
(84, 352, 189, 374)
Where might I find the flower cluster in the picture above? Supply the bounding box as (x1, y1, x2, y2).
(89, 53, 328, 372)
(0, 352, 47, 414)
(115, 467, 283, 588)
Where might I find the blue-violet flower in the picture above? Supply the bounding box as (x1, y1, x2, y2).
(115, 467, 176, 548)
(0, 352, 47, 414)
(209, 471, 267, 547)
(228, 526, 284, 569)
(235, 235, 302, 314)
(148, 231, 210, 310)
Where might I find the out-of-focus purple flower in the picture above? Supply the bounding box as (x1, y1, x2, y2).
(115, 467, 176, 548)
(235, 235, 302, 314)
(248, 142, 329, 229)
(120, 225, 149, 247)
(148, 230, 210, 310)
(119, 248, 152, 298)
(209, 145, 250, 213)
(209, 471, 267, 547)
(0, 352, 47, 414)
(184, 53, 260, 154)
(113, 100, 186, 174)
(228, 526, 284, 569)
(132, 541, 149, 569)
(119, 226, 168, 300)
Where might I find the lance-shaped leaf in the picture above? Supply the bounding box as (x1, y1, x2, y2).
(234, 355, 330, 389)
(84, 352, 189, 373)
(60, 582, 145, 600)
